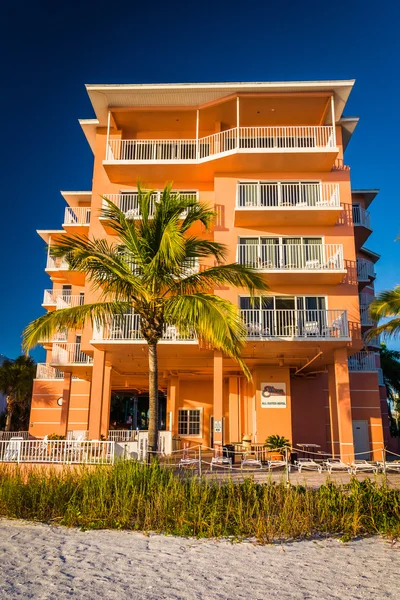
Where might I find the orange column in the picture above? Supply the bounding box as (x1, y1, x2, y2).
(228, 376, 240, 443)
(168, 376, 179, 435)
(88, 349, 106, 440)
(60, 373, 72, 437)
(328, 348, 354, 461)
(100, 364, 112, 439)
(213, 351, 223, 447)
(327, 365, 340, 458)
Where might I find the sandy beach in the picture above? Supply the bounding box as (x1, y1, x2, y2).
(0, 520, 397, 599)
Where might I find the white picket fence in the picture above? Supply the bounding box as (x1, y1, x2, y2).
(0, 439, 114, 464)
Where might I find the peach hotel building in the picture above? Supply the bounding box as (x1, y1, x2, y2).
(30, 80, 388, 459)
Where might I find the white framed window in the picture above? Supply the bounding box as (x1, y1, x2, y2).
(178, 408, 202, 436)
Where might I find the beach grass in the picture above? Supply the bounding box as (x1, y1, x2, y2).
(0, 461, 399, 541)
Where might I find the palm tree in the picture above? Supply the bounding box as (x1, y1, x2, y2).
(379, 343, 400, 437)
(368, 286, 400, 340)
(23, 185, 267, 453)
(0, 356, 36, 431)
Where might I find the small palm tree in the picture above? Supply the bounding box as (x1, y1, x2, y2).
(368, 286, 400, 340)
(23, 184, 268, 453)
(0, 356, 36, 431)
(264, 434, 290, 451)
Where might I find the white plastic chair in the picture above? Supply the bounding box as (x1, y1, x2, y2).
(352, 460, 379, 475)
(4, 437, 24, 461)
(324, 458, 352, 474)
(296, 458, 322, 473)
(241, 451, 262, 470)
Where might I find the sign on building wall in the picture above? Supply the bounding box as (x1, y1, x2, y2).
(214, 420, 222, 433)
(261, 383, 287, 408)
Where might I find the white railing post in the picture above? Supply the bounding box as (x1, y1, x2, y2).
(196, 109, 199, 160)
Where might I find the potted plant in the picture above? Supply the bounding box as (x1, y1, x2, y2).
(264, 434, 290, 460)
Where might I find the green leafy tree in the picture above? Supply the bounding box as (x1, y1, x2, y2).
(368, 286, 400, 340)
(23, 185, 267, 453)
(0, 356, 36, 431)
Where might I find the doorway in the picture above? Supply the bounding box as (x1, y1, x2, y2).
(109, 391, 167, 431)
(352, 420, 370, 459)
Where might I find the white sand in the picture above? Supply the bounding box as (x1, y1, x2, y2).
(0, 520, 397, 599)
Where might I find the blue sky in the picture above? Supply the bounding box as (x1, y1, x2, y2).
(0, 0, 399, 360)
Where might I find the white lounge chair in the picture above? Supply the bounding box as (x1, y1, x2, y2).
(210, 456, 232, 471)
(324, 458, 352, 474)
(352, 460, 379, 475)
(296, 458, 322, 473)
(304, 321, 320, 336)
(241, 452, 262, 470)
(267, 459, 287, 471)
(378, 460, 400, 473)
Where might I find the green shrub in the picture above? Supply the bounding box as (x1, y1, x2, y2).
(264, 434, 290, 451)
(0, 462, 399, 542)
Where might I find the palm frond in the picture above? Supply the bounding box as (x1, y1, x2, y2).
(22, 302, 131, 351)
(365, 319, 400, 342)
(168, 263, 268, 296)
(163, 293, 251, 379)
(369, 287, 400, 320)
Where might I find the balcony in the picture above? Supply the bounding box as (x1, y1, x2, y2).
(91, 314, 197, 344)
(360, 304, 374, 327)
(235, 182, 341, 226)
(237, 242, 345, 284)
(100, 191, 198, 232)
(352, 205, 372, 246)
(36, 363, 65, 379)
(357, 258, 376, 285)
(348, 351, 379, 372)
(42, 290, 84, 310)
(51, 343, 93, 366)
(241, 309, 349, 340)
(63, 207, 91, 233)
(45, 254, 85, 285)
(104, 126, 337, 182)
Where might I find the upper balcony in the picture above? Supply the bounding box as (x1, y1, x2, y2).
(241, 308, 349, 341)
(352, 204, 372, 247)
(237, 241, 345, 284)
(348, 351, 379, 373)
(104, 125, 338, 182)
(235, 181, 341, 226)
(100, 191, 198, 233)
(356, 258, 376, 286)
(45, 253, 84, 285)
(42, 290, 84, 310)
(62, 207, 91, 234)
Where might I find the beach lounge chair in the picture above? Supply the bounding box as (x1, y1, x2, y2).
(324, 458, 352, 474)
(178, 447, 200, 471)
(296, 458, 322, 473)
(377, 460, 400, 473)
(352, 460, 379, 475)
(241, 451, 262, 470)
(267, 459, 287, 471)
(210, 456, 232, 471)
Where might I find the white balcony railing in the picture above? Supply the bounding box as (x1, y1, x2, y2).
(360, 304, 374, 326)
(93, 314, 196, 342)
(36, 363, 65, 379)
(103, 191, 198, 219)
(46, 255, 69, 270)
(43, 289, 57, 305)
(357, 258, 376, 281)
(241, 309, 349, 339)
(237, 182, 340, 209)
(52, 343, 93, 365)
(237, 243, 344, 271)
(348, 351, 379, 372)
(63, 207, 91, 225)
(352, 205, 371, 229)
(56, 294, 84, 309)
(106, 126, 335, 162)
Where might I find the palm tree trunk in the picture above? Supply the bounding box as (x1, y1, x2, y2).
(5, 398, 13, 432)
(147, 342, 159, 458)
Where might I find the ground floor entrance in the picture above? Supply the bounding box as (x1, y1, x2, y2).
(109, 390, 167, 432)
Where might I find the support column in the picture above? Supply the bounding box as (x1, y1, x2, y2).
(213, 351, 223, 447)
(168, 376, 180, 434)
(100, 364, 112, 439)
(60, 373, 72, 437)
(196, 109, 199, 160)
(328, 348, 354, 461)
(327, 365, 340, 458)
(88, 349, 106, 440)
(228, 376, 240, 443)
